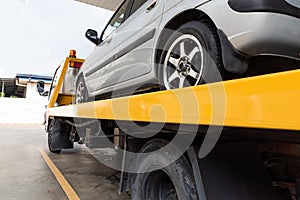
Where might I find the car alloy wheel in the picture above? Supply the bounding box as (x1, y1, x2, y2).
(75, 77, 88, 104)
(163, 34, 204, 90)
(158, 21, 224, 90)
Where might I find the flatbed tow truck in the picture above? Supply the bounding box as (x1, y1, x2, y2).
(38, 50, 300, 199)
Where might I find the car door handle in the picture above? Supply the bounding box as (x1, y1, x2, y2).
(146, 0, 159, 12)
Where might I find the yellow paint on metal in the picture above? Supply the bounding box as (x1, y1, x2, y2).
(48, 57, 84, 108)
(39, 148, 80, 200)
(48, 70, 300, 131)
(57, 94, 73, 106)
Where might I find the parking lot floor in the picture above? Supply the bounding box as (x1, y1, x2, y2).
(0, 125, 130, 200)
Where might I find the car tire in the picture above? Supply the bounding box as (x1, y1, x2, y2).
(75, 76, 88, 104)
(131, 139, 198, 200)
(158, 21, 224, 90)
(48, 120, 61, 154)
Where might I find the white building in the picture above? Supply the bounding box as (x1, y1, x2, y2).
(0, 74, 52, 124)
(15, 74, 52, 99)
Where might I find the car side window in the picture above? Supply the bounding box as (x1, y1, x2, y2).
(130, 0, 148, 15)
(102, 0, 131, 40)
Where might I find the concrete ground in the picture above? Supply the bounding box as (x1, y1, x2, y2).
(0, 125, 131, 200)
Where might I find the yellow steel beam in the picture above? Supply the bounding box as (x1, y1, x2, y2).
(48, 57, 84, 108)
(48, 70, 300, 131)
(57, 94, 73, 106)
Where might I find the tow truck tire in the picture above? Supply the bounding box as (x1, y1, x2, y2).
(48, 120, 61, 154)
(131, 139, 198, 200)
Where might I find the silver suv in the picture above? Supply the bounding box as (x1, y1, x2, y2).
(76, 0, 300, 102)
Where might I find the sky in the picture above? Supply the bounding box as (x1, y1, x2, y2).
(0, 0, 113, 77)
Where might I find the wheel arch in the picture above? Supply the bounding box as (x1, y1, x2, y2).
(155, 8, 249, 76)
(155, 9, 218, 76)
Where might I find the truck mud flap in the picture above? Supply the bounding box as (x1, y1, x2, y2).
(51, 120, 73, 150)
(188, 143, 276, 200)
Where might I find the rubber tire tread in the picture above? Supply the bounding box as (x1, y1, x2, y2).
(48, 120, 61, 154)
(131, 139, 198, 200)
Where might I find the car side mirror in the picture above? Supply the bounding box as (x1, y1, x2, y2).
(37, 81, 49, 97)
(85, 29, 101, 45)
(37, 81, 45, 93)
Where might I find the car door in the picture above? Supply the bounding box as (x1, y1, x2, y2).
(99, 0, 164, 90)
(84, 0, 132, 94)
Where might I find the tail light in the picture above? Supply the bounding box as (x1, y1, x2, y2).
(70, 61, 83, 69)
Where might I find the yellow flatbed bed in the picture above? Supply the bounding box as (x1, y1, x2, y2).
(47, 69, 300, 131)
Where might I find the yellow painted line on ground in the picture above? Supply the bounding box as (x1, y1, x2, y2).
(39, 148, 80, 200)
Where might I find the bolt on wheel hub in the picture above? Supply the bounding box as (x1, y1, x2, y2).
(177, 56, 191, 77)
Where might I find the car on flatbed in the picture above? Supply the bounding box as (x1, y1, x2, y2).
(75, 0, 300, 103)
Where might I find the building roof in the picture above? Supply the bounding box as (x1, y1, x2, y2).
(75, 0, 122, 11)
(0, 74, 53, 97)
(16, 74, 52, 82)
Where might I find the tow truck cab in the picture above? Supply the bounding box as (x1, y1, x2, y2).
(37, 50, 84, 136)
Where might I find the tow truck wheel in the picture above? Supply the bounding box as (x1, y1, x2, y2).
(158, 21, 223, 90)
(131, 139, 198, 200)
(48, 120, 61, 154)
(75, 76, 88, 104)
